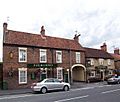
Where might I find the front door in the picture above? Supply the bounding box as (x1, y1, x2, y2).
(41, 74, 46, 80)
(41, 68, 47, 80)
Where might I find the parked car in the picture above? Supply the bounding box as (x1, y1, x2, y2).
(107, 75, 120, 84)
(31, 78, 70, 94)
(87, 77, 101, 83)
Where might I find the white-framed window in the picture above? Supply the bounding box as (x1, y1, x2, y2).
(99, 59, 104, 65)
(90, 71, 95, 77)
(19, 48, 27, 62)
(107, 59, 111, 65)
(109, 70, 113, 75)
(90, 58, 94, 65)
(40, 49, 47, 63)
(57, 67, 63, 80)
(76, 52, 81, 63)
(56, 50, 62, 63)
(18, 68, 27, 84)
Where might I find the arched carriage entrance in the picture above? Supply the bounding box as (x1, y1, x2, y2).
(71, 64, 86, 82)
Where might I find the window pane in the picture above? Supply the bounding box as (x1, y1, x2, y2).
(57, 68, 63, 80)
(40, 49, 46, 62)
(76, 52, 80, 63)
(19, 48, 27, 62)
(19, 68, 27, 84)
(56, 51, 62, 63)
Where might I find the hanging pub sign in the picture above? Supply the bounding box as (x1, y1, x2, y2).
(27, 63, 57, 68)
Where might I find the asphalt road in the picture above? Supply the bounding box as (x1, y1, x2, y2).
(0, 84, 120, 102)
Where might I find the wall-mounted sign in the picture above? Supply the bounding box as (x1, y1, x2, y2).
(27, 63, 57, 68)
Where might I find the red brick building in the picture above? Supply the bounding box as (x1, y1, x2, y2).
(111, 48, 120, 75)
(3, 23, 86, 89)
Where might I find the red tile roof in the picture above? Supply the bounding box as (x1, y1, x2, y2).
(85, 47, 113, 59)
(111, 54, 120, 61)
(4, 30, 85, 51)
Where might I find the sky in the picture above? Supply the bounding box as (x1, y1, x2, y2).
(0, 0, 120, 62)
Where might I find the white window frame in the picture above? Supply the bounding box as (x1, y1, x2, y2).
(108, 59, 111, 65)
(18, 68, 27, 84)
(76, 52, 81, 63)
(109, 70, 113, 75)
(40, 49, 47, 63)
(57, 67, 63, 80)
(90, 71, 95, 77)
(99, 59, 104, 65)
(56, 50, 62, 63)
(90, 58, 94, 65)
(19, 48, 27, 62)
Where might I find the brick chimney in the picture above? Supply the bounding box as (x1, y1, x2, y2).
(101, 43, 107, 52)
(3, 22, 8, 33)
(3, 22, 8, 43)
(74, 34, 80, 42)
(40, 26, 45, 35)
(114, 48, 120, 55)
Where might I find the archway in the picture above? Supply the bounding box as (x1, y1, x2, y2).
(71, 64, 86, 82)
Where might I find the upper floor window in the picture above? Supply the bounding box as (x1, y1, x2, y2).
(107, 59, 111, 65)
(90, 58, 94, 65)
(40, 49, 47, 63)
(18, 68, 27, 84)
(99, 59, 104, 65)
(76, 52, 81, 63)
(56, 51, 62, 63)
(19, 48, 27, 62)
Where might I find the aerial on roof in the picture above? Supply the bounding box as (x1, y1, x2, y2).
(85, 47, 113, 59)
(3, 24, 84, 51)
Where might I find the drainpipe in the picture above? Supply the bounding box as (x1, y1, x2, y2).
(51, 49, 54, 78)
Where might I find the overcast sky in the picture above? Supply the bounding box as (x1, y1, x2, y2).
(0, 0, 120, 62)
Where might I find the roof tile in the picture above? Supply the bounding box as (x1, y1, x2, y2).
(5, 30, 85, 51)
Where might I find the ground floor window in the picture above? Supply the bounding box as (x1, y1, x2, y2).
(57, 67, 63, 80)
(89, 71, 95, 77)
(108, 70, 113, 75)
(18, 68, 27, 84)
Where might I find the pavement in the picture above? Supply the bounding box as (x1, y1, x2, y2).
(0, 81, 107, 96)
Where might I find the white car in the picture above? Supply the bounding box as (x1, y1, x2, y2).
(31, 78, 70, 94)
(107, 75, 120, 84)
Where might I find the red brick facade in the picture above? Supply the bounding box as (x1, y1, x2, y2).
(3, 23, 85, 89)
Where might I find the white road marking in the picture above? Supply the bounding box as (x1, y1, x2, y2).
(0, 94, 34, 100)
(71, 87, 95, 91)
(54, 95, 89, 102)
(102, 89, 120, 94)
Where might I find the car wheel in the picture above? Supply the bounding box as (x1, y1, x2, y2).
(63, 85, 69, 91)
(41, 87, 47, 94)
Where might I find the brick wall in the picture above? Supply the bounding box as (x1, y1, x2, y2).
(3, 44, 85, 89)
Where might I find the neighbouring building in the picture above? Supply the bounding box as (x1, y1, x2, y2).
(85, 43, 115, 82)
(2, 23, 86, 89)
(111, 48, 120, 75)
(0, 63, 3, 89)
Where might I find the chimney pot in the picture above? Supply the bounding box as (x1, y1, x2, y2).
(40, 26, 45, 35)
(3, 22, 8, 29)
(101, 43, 107, 52)
(114, 48, 120, 55)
